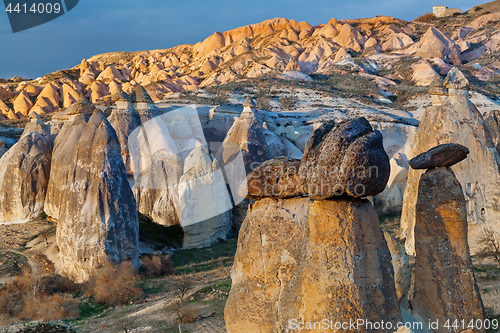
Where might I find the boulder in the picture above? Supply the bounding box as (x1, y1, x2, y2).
(55, 110, 139, 282)
(79, 68, 96, 85)
(334, 47, 351, 62)
(280, 137, 303, 159)
(0, 99, 11, 116)
(412, 167, 485, 332)
(131, 107, 207, 230)
(203, 104, 242, 143)
(409, 143, 469, 169)
(22, 83, 39, 97)
(130, 116, 183, 227)
(312, 23, 339, 39)
(299, 118, 390, 199)
(0, 132, 51, 222)
(240, 157, 305, 199)
(262, 128, 286, 158)
(0, 86, 14, 100)
(133, 148, 181, 227)
(96, 65, 124, 83)
(13, 91, 33, 117)
(411, 62, 439, 86)
(21, 113, 51, 140)
(61, 83, 80, 108)
(415, 27, 461, 66)
(195, 31, 226, 58)
(36, 83, 60, 112)
(285, 56, 301, 71)
(333, 23, 366, 52)
(401, 68, 500, 255)
(225, 197, 401, 332)
(178, 146, 233, 248)
(365, 37, 378, 49)
(215, 104, 272, 174)
(382, 33, 413, 52)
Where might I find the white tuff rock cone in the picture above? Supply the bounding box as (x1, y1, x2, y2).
(52, 110, 139, 282)
(0, 130, 51, 222)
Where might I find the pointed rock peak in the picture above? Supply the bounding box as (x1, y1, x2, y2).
(112, 90, 131, 102)
(66, 94, 97, 115)
(86, 109, 108, 129)
(328, 18, 338, 26)
(130, 85, 153, 103)
(429, 76, 447, 95)
(29, 111, 42, 121)
(444, 67, 469, 90)
(243, 96, 256, 108)
(77, 94, 88, 103)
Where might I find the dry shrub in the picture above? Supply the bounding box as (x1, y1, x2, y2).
(85, 262, 143, 306)
(172, 300, 198, 324)
(0, 272, 78, 324)
(161, 255, 176, 275)
(22, 293, 78, 322)
(478, 228, 500, 268)
(415, 12, 434, 22)
(140, 256, 162, 277)
(39, 274, 78, 295)
(140, 255, 175, 277)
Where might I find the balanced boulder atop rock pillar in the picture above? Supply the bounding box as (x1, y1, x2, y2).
(412, 166, 485, 332)
(298, 117, 390, 199)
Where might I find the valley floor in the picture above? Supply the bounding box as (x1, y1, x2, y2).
(1, 217, 500, 333)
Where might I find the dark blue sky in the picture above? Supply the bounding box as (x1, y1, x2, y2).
(0, 0, 487, 79)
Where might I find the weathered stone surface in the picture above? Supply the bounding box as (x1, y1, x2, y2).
(216, 106, 272, 174)
(108, 108, 142, 174)
(0, 132, 51, 222)
(483, 109, 500, 153)
(429, 76, 448, 106)
(130, 108, 205, 231)
(179, 146, 232, 248)
(409, 143, 469, 169)
(262, 128, 286, 158)
(53, 110, 139, 282)
(280, 137, 303, 159)
(415, 27, 461, 66)
(21, 113, 51, 141)
(44, 114, 91, 220)
(240, 157, 305, 199)
(225, 197, 401, 333)
(299, 117, 390, 199)
(383, 231, 410, 307)
(133, 148, 181, 227)
(401, 68, 500, 255)
(412, 167, 485, 332)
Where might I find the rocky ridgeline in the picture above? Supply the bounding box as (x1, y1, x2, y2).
(409, 143, 486, 333)
(401, 67, 500, 256)
(1, 3, 500, 118)
(225, 117, 405, 332)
